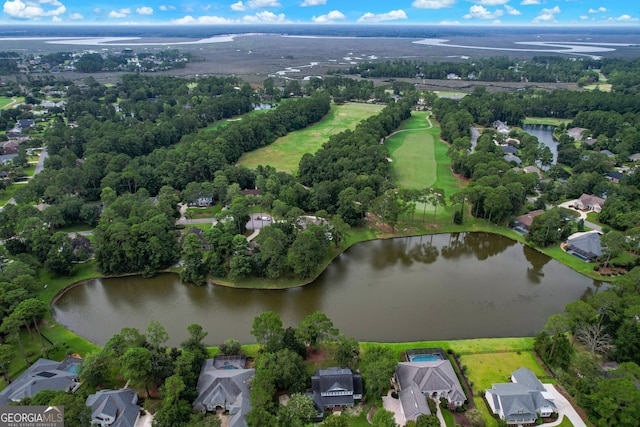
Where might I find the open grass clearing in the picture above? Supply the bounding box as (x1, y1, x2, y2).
(238, 102, 384, 174)
(0, 96, 24, 109)
(460, 351, 551, 392)
(582, 84, 612, 92)
(387, 131, 437, 189)
(434, 90, 467, 99)
(523, 117, 573, 126)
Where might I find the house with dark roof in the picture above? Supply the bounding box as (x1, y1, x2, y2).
(85, 388, 140, 427)
(311, 367, 363, 414)
(485, 368, 556, 425)
(599, 149, 615, 158)
(566, 231, 602, 261)
(0, 357, 82, 405)
(501, 145, 517, 155)
(605, 171, 623, 183)
(513, 210, 544, 233)
(193, 358, 254, 427)
(394, 360, 466, 421)
(574, 193, 606, 213)
(17, 119, 35, 129)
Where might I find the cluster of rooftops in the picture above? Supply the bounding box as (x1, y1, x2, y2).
(0, 350, 558, 427)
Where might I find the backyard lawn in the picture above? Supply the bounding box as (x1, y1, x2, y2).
(460, 351, 551, 392)
(238, 102, 384, 174)
(523, 117, 573, 126)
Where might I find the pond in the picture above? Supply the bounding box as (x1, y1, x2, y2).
(53, 233, 600, 347)
(522, 124, 558, 166)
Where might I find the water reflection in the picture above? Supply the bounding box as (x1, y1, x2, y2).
(54, 233, 599, 346)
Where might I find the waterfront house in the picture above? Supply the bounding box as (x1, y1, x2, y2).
(485, 368, 556, 425)
(85, 388, 140, 427)
(566, 231, 603, 261)
(311, 367, 363, 414)
(513, 210, 544, 233)
(0, 357, 82, 405)
(394, 359, 466, 417)
(193, 357, 254, 427)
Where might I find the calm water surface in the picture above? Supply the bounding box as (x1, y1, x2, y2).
(522, 124, 558, 166)
(53, 233, 599, 346)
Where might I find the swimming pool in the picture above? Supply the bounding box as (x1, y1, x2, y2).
(409, 354, 444, 362)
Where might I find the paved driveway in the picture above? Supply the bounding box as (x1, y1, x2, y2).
(543, 384, 587, 427)
(382, 390, 406, 426)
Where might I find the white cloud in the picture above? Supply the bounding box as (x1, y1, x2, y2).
(92, 7, 101, 13)
(533, 5, 560, 23)
(172, 14, 233, 24)
(412, 0, 455, 9)
(473, 0, 509, 5)
(520, 0, 539, 4)
(108, 8, 131, 18)
(136, 6, 153, 15)
(579, 15, 588, 20)
(463, 5, 503, 19)
(439, 20, 460, 24)
(159, 5, 175, 11)
(242, 10, 288, 22)
(357, 9, 408, 23)
(312, 9, 345, 23)
(68, 11, 82, 19)
(231, 1, 246, 11)
(301, 0, 326, 6)
(51, 14, 60, 21)
(3, 0, 66, 18)
(492, 19, 500, 24)
(588, 7, 607, 14)
(504, 5, 520, 15)
(246, 0, 280, 9)
(609, 14, 639, 22)
(201, 4, 211, 11)
(182, 7, 193, 12)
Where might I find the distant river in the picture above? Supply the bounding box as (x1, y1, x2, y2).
(53, 233, 599, 347)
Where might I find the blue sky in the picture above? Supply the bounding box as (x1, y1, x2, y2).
(1, 0, 638, 25)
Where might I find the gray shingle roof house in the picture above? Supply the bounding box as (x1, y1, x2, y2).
(504, 154, 522, 165)
(311, 367, 363, 414)
(566, 231, 603, 261)
(399, 383, 432, 422)
(575, 193, 606, 213)
(0, 357, 82, 405)
(485, 368, 556, 425)
(395, 360, 466, 417)
(629, 153, 640, 162)
(85, 388, 140, 427)
(501, 146, 517, 154)
(193, 359, 254, 427)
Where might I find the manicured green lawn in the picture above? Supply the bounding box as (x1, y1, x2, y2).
(523, 117, 573, 126)
(556, 415, 575, 426)
(0, 96, 24, 109)
(442, 408, 456, 427)
(361, 337, 535, 358)
(238, 102, 384, 174)
(460, 351, 551, 392)
(186, 205, 221, 218)
(474, 396, 499, 427)
(0, 184, 19, 205)
(387, 130, 437, 189)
